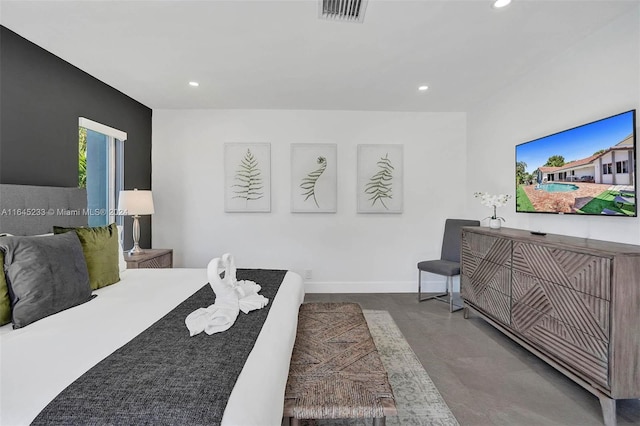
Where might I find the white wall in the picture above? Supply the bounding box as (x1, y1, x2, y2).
(466, 10, 640, 243)
(152, 10, 639, 292)
(152, 110, 468, 292)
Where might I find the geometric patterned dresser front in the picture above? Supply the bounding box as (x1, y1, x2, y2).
(461, 231, 512, 325)
(510, 242, 611, 388)
(460, 225, 640, 426)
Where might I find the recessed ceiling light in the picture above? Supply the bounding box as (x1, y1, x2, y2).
(188, 81, 199, 87)
(493, 0, 511, 8)
(418, 85, 429, 92)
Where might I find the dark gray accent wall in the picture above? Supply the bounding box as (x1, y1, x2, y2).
(0, 26, 153, 248)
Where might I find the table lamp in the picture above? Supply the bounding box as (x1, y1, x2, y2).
(117, 189, 154, 255)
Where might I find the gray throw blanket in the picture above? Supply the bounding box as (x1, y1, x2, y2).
(32, 269, 288, 426)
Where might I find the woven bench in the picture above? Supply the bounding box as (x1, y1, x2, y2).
(283, 303, 397, 426)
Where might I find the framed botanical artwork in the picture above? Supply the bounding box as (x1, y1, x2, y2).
(224, 143, 271, 212)
(357, 144, 403, 213)
(291, 144, 337, 213)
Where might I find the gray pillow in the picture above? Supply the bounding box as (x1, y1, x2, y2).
(0, 232, 92, 329)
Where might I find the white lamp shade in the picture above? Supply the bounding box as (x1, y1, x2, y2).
(118, 190, 155, 215)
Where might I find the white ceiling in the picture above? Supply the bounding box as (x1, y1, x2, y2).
(0, 0, 636, 111)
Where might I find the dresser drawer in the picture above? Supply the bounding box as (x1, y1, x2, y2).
(511, 242, 611, 300)
(512, 305, 609, 388)
(462, 274, 510, 326)
(462, 255, 510, 295)
(462, 231, 511, 265)
(512, 271, 610, 341)
(125, 249, 173, 269)
(461, 274, 481, 307)
(461, 258, 511, 296)
(138, 255, 172, 268)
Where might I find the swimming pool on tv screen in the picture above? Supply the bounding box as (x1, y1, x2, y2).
(537, 183, 579, 192)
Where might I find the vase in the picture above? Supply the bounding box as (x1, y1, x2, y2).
(489, 218, 502, 229)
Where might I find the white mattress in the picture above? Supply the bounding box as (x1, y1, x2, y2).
(0, 268, 304, 426)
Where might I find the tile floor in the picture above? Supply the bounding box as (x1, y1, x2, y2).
(304, 293, 640, 426)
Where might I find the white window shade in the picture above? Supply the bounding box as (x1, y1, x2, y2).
(79, 117, 127, 141)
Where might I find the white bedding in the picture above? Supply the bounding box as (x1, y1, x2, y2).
(0, 268, 304, 426)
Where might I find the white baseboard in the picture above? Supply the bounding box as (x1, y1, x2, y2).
(305, 278, 459, 294)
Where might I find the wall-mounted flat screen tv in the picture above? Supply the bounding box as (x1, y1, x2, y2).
(516, 110, 636, 216)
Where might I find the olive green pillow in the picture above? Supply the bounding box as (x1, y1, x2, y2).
(0, 250, 11, 326)
(53, 223, 120, 290)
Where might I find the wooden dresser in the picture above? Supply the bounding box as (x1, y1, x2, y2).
(125, 249, 173, 269)
(460, 227, 640, 426)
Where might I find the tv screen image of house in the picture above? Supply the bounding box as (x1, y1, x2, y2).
(515, 110, 637, 216)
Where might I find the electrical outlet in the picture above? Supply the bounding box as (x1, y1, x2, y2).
(304, 269, 312, 280)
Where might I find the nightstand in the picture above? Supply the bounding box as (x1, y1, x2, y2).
(125, 249, 173, 269)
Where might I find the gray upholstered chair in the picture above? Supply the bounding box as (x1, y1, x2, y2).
(417, 218, 480, 312)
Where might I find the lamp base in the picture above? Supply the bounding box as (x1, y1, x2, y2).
(128, 245, 145, 256)
(128, 215, 145, 255)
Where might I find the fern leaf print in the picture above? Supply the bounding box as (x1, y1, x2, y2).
(364, 153, 394, 209)
(300, 156, 327, 208)
(232, 148, 264, 205)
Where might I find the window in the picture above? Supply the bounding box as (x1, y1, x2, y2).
(78, 118, 126, 227)
(616, 160, 628, 174)
(603, 163, 612, 175)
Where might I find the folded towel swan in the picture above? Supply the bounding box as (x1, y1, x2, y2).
(222, 253, 270, 314)
(185, 254, 270, 336)
(185, 257, 239, 336)
(238, 292, 269, 314)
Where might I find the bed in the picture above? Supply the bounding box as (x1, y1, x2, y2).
(0, 184, 305, 425)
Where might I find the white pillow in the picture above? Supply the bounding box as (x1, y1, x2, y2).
(117, 225, 127, 273)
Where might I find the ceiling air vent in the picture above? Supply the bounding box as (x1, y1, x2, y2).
(319, 0, 368, 23)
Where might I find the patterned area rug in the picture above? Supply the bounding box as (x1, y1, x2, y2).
(306, 310, 459, 426)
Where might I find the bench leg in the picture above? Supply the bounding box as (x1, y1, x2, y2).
(373, 417, 386, 426)
(289, 418, 300, 426)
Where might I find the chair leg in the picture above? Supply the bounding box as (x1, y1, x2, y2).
(418, 273, 463, 311)
(448, 276, 464, 313)
(418, 270, 448, 303)
(448, 276, 456, 312)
